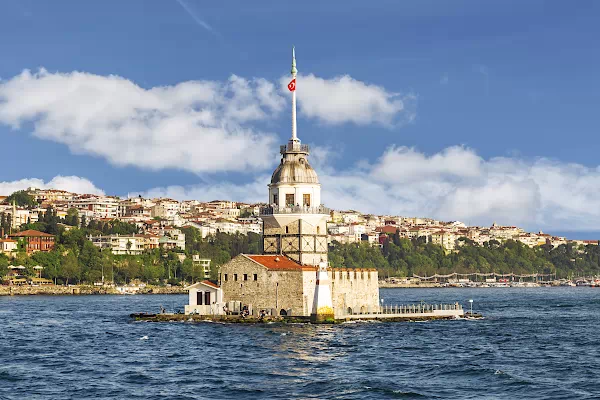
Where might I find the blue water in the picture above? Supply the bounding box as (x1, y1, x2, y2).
(1, 288, 599, 399)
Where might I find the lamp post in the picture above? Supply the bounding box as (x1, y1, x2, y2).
(468, 299, 473, 316)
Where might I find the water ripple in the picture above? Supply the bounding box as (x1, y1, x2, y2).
(1, 288, 599, 399)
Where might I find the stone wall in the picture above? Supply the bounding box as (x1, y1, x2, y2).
(301, 268, 380, 318)
(329, 269, 380, 317)
(218, 255, 381, 318)
(220, 255, 305, 315)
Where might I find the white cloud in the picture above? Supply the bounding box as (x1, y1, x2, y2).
(0, 176, 104, 196)
(280, 74, 416, 126)
(0, 69, 413, 178)
(318, 146, 600, 231)
(0, 69, 284, 174)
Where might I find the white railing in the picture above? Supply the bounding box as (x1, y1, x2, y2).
(280, 143, 310, 154)
(260, 205, 330, 215)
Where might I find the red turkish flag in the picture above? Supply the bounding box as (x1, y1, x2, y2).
(287, 79, 296, 92)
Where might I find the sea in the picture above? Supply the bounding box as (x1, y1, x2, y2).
(1, 287, 599, 399)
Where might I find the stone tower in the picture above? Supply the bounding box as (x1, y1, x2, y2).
(260, 48, 329, 266)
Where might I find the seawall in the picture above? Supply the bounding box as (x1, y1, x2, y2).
(0, 285, 187, 296)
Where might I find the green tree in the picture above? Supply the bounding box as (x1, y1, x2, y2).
(0, 254, 9, 279)
(61, 252, 81, 285)
(5, 191, 36, 208)
(66, 208, 79, 226)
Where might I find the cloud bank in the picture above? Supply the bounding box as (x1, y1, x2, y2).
(0, 69, 283, 174)
(320, 146, 600, 231)
(0, 69, 414, 177)
(3, 146, 600, 231)
(0, 176, 104, 196)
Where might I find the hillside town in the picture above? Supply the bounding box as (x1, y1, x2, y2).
(1, 187, 596, 261)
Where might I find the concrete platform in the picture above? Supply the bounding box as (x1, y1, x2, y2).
(130, 307, 470, 324)
(343, 308, 464, 322)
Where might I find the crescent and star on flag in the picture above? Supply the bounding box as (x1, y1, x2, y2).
(288, 45, 297, 91)
(288, 79, 296, 91)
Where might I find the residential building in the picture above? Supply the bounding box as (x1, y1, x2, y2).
(27, 188, 75, 203)
(158, 228, 186, 251)
(9, 230, 56, 254)
(192, 255, 212, 279)
(430, 230, 457, 251)
(151, 199, 180, 220)
(69, 196, 119, 219)
(89, 234, 147, 255)
(0, 238, 17, 255)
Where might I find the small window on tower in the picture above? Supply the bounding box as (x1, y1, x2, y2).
(303, 194, 311, 207)
(273, 194, 278, 205)
(285, 194, 294, 206)
(244, 274, 248, 281)
(253, 274, 258, 281)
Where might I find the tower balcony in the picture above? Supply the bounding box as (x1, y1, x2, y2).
(260, 205, 330, 216)
(280, 143, 310, 154)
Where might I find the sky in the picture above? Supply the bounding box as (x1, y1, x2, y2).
(1, 0, 600, 237)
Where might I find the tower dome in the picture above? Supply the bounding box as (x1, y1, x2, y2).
(271, 152, 319, 185)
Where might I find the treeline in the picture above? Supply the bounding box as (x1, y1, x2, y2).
(5, 216, 600, 284)
(182, 227, 261, 267)
(0, 225, 262, 285)
(329, 234, 600, 278)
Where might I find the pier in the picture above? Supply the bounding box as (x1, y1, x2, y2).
(131, 302, 468, 323)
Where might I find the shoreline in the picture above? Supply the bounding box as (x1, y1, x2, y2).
(0, 285, 187, 296)
(1, 282, 587, 296)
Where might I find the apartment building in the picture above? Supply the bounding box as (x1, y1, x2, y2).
(69, 196, 119, 219)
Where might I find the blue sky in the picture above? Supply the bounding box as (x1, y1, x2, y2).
(1, 0, 600, 236)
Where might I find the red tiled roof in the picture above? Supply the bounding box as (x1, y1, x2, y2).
(376, 226, 397, 234)
(201, 280, 220, 289)
(244, 255, 316, 271)
(0, 238, 16, 243)
(9, 230, 54, 238)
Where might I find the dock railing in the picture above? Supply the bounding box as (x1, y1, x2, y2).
(347, 302, 462, 316)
